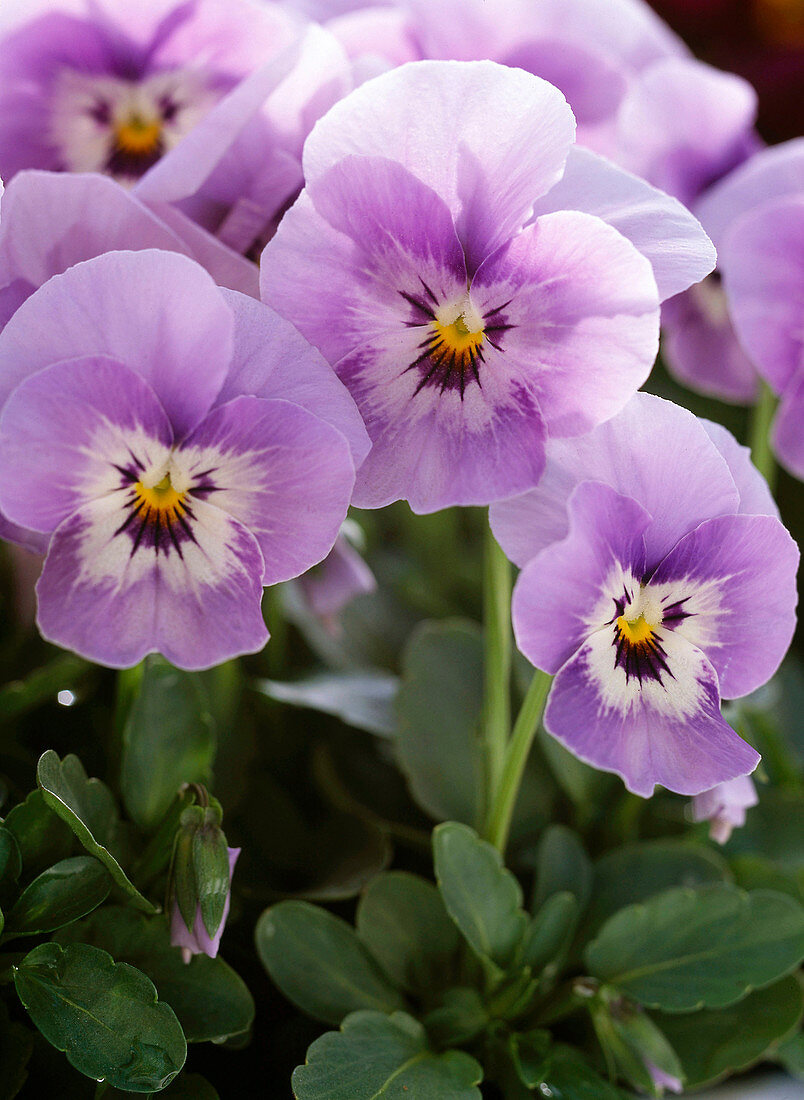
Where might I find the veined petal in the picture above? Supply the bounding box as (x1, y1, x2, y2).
(490, 394, 740, 569)
(531, 147, 715, 302)
(214, 290, 370, 467)
(0, 356, 173, 534)
(650, 513, 799, 698)
(0, 250, 234, 437)
(700, 418, 778, 518)
(473, 210, 659, 437)
(302, 60, 576, 271)
(773, 375, 804, 481)
(36, 492, 267, 670)
(513, 481, 650, 674)
(177, 396, 356, 584)
(545, 629, 759, 797)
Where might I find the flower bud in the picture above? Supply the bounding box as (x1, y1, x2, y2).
(691, 774, 758, 844)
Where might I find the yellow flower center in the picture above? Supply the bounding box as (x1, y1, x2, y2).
(431, 310, 485, 358)
(133, 474, 186, 518)
(115, 114, 163, 156)
(616, 613, 655, 645)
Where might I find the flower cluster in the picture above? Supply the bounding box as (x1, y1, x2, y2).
(0, 0, 798, 803)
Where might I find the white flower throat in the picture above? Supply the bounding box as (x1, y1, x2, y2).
(48, 67, 220, 181)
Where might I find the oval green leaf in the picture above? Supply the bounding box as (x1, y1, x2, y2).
(6, 856, 110, 936)
(14, 942, 186, 1092)
(292, 1011, 483, 1100)
(255, 901, 405, 1025)
(586, 885, 804, 1011)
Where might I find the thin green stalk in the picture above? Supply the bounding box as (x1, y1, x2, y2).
(749, 380, 778, 493)
(485, 669, 552, 852)
(482, 520, 512, 812)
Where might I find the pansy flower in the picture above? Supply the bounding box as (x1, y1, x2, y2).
(490, 394, 798, 796)
(0, 0, 300, 184)
(0, 250, 367, 669)
(296, 523, 376, 633)
(262, 61, 715, 513)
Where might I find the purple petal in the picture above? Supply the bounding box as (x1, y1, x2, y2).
(661, 282, 759, 404)
(700, 418, 778, 518)
(472, 210, 659, 437)
(513, 482, 650, 674)
(616, 58, 758, 205)
(301, 60, 576, 271)
(695, 137, 804, 251)
(36, 493, 268, 670)
(545, 629, 759, 797)
(177, 396, 355, 584)
(298, 532, 376, 623)
(650, 513, 799, 698)
(531, 147, 716, 302)
(691, 775, 758, 845)
(720, 196, 804, 395)
(490, 393, 740, 569)
(0, 249, 234, 437)
(773, 376, 804, 481)
(214, 289, 370, 467)
(0, 356, 173, 534)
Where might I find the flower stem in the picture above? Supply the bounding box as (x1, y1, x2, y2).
(482, 520, 512, 816)
(485, 668, 553, 853)
(749, 380, 778, 494)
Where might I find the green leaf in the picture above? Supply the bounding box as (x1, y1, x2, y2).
(726, 788, 804, 871)
(539, 1045, 630, 1100)
(585, 839, 730, 936)
(508, 1029, 551, 1088)
(56, 907, 254, 1044)
(433, 822, 527, 970)
(537, 727, 616, 812)
(654, 975, 803, 1088)
(3, 790, 74, 877)
(532, 825, 592, 912)
(97, 1075, 219, 1100)
(356, 871, 461, 996)
(423, 988, 489, 1047)
(121, 658, 216, 832)
(292, 1010, 483, 1100)
(36, 751, 157, 914)
(395, 621, 484, 825)
(519, 891, 578, 973)
(0, 654, 91, 722)
(14, 942, 186, 1092)
(586, 885, 804, 1011)
(255, 901, 405, 1025)
(6, 856, 110, 936)
(255, 671, 399, 737)
(192, 816, 230, 939)
(776, 1030, 804, 1079)
(591, 989, 683, 1096)
(731, 855, 804, 903)
(0, 827, 21, 887)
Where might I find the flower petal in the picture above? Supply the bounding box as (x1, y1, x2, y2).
(472, 210, 659, 437)
(530, 147, 716, 302)
(700, 417, 778, 518)
(490, 393, 740, 569)
(773, 376, 804, 481)
(650, 513, 799, 698)
(36, 493, 267, 670)
(0, 249, 234, 437)
(513, 481, 651, 674)
(177, 396, 355, 584)
(302, 60, 576, 271)
(0, 356, 173, 534)
(545, 629, 759, 796)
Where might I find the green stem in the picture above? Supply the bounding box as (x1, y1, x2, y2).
(749, 380, 778, 493)
(482, 520, 512, 815)
(485, 669, 553, 852)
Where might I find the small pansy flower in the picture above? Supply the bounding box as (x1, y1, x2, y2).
(491, 394, 799, 797)
(170, 847, 240, 963)
(691, 775, 758, 844)
(297, 522, 376, 633)
(262, 60, 715, 513)
(0, 0, 300, 185)
(0, 250, 368, 669)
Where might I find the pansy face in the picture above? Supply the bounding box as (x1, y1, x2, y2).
(50, 68, 219, 182)
(0, 250, 364, 669)
(493, 394, 799, 797)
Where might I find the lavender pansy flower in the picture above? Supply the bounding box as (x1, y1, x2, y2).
(691, 775, 758, 844)
(170, 847, 239, 962)
(297, 523, 376, 633)
(262, 61, 715, 513)
(491, 394, 798, 797)
(0, 0, 301, 185)
(0, 250, 367, 669)
(135, 25, 352, 257)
